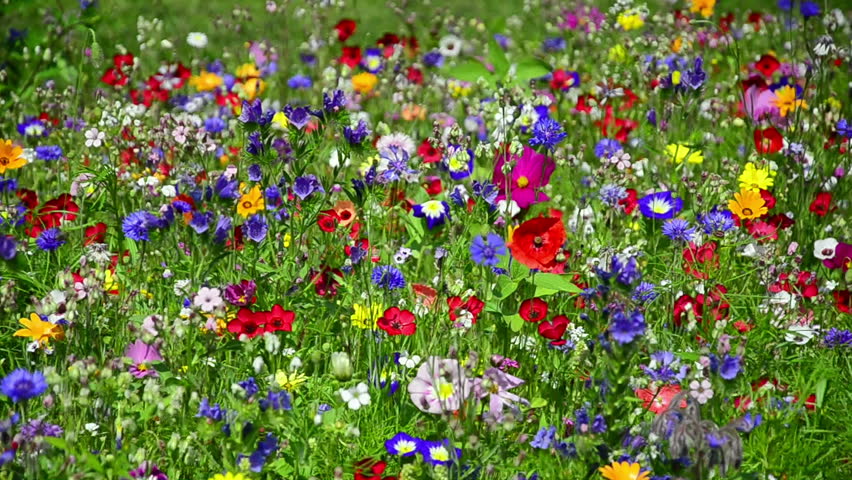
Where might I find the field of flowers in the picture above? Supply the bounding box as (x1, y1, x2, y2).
(1, 0, 851, 479)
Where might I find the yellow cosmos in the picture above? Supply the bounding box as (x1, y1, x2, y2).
(738, 162, 775, 192)
(666, 143, 704, 164)
(275, 370, 308, 392)
(352, 72, 378, 94)
(189, 71, 223, 92)
(728, 189, 767, 219)
(690, 0, 716, 18)
(599, 461, 651, 480)
(0, 140, 27, 174)
(14, 313, 65, 346)
(772, 85, 808, 117)
(237, 185, 265, 217)
(351, 303, 384, 329)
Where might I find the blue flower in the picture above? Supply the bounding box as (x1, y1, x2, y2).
(213, 215, 232, 243)
(293, 175, 324, 200)
(609, 309, 646, 344)
(385, 432, 419, 456)
(443, 145, 474, 181)
(1, 369, 47, 403)
(418, 439, 461, 465)
(287, 74, 313, 89)
(246, 131, 264, 156)
(823, 328, 852, 348)
(243, 215, 268, 243)
(661, 218, 696, 243)
(736, 413, 762, 433)
(470, 233, 507, 267)
(371, 265, 406, 290)
(36, 228, 65, 251)
(0, 235, 17, 260)
(836, 119, 852, 138)
(638, 191, 683, 220)
(542, 37, 566, 52)
(598, 184, 628, 206)
(632, 282, 658, 303)
(344, 120, 370, 145)
(189, 211, 214, 234)
(361, 48, 384, 73)
(248, 164, 262, 182)
(591, 414, 607, 433)
(196, 398, 226, 421)
(423, 51, 444, 68)
(594, 139, 622, 158)
(204, 117, 226, 134)
(238, 99, 272, 125)
(799, 1, 820, 18)
(35, 145, 63, 161)
(698, 206, 735, 235)
(412, 200, 451, 229)
(238, 377, 259, 398)
(122, 210, 157, 241)
(259, 390, 291, 411)
(529, 117, 567, 150)
(718, 354, 741, 380)
(17, 117, 48, 137)
(323, 90, 347, 113)
(530, 426, 556, 449)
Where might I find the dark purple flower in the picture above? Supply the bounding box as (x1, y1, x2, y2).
(344, 120, 370, 145)
(36, 228, 65, 251)
(239, 99, 272, 125)
(292, 175, 324, 200)
(243, 214, 268, 242)
(213, 215, 232, 243)
(224, 280, 257, 306)
(323, 90, 347, 113)
(719, 355, 741, 380)
(246, 131, 264, 155)
(189, 211, 214, 234)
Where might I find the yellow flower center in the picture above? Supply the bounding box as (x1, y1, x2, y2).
(437, 381, 455, 400)
(517, 176, 529, 188)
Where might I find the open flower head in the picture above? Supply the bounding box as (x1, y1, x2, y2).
(728, 189, 767, 219)
(14, 313, 64, 346)
(599, 461, 651, 480)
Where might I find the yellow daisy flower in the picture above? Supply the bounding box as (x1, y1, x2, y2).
(352, 72, 378, 94)
(738, 162, 775, 192)
(0, 140, 27, 174)
(351, 303, 384, 329)
(728, 189, 767, 219)
(599, 461, 650, 480)
(237, 185, 265, 217)
(14, 313, 65, 346)
(772, 85, 808, 117)
(666, 143, 704, 164)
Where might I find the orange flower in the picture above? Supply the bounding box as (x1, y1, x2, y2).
(333, 200, 357, 228)
(14, 313, 65, 346)
(728, 189, 767, 219)
(0, 140, 27, 174)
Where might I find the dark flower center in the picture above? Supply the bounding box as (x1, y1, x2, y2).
(533, 236, 544, 247)
(242, 201, 253, 208)
(0, 157, 9, 165)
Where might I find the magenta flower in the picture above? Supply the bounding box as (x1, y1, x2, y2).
(407, 357, 473, 414)
(125, 340, 163, 378)
(224, 279, 257, 306)
(743, 86, 780, 122)
(493, 146, 556, 209)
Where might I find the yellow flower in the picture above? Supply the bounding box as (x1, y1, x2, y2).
(728, 189, 767, 219)
(209, 473, 249, 480)
(189, 71, 223, 91)
(666, 143, 704, 164)
(689, 0, 716, 18)
(772, 85, 808, 117)
(104, 269, 119, 293)
(617, 12, 644, 31)
(448, 80, 471, 98)
(235, 63, 260, 79)
(237, 185, 265, 217)
(275, 370, 308, 392)
(599, 461, 651, 480)
(239, 78, 266, 100)
(352, 72, 378, 94)
(283, 233, 292, 248)
(738, 162, 775, 192)
(0, 140, 27, 174)
(272, 111, 289, 130)
(608, 44, 627, 63)
(351, 303, 384, 329)
(14, 313, 65, 346)
(671, 36, 683, 53)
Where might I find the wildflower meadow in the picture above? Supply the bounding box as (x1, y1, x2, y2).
(1, 0, 852, 479)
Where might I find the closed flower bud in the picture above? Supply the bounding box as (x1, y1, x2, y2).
(330, 352, 352, 380)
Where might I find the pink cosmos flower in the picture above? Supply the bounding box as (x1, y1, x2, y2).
(125, 339, 163, 378)
(493, 146, 556, 209)
(407, 356, 473, 414)
(743, 86, 780, 122)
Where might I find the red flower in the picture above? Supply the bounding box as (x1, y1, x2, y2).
(101, 53, 135, 87)
(406, 66, 423, 85)
(673, 294, 702, 327)
(755, 54, 780, 77)
(834, 290, 851, 314)
(228, 308, 267, 338)
(682, 242, 719, 280)
(575, 95, 597, 114)
(412, 284, 438, 309)
(312, 268, 342, 297)
(747, 220, 778, 242)
(636, 385, 685, 414)
(422, 176, 443, 196)
(697, 284, 730, 321)
(766, 212, 795, 230)
(758, 189, 776, 211)
(16, 189, 39, 210)
(84, 223, 108, 246)
(265, 305, 295, 333)
(619, 188, 639, 215)
(334, 19, 357, 42)
(508, 215, 567, 272)
(519, 298, 548, 323)
(25, 194, 80, 238)
(317, 210, 340, 232)
(537, 315, 569, 343)
(550, 70, 579, 91)
(376, 33, 401, 48)
(448, 295, 485, 325)
(754, 126, 783, 154)
(377, 307, 417, 336)
(354, 458, 394, 480)
(417, 139, 442, 164)
(339, 46, 362, 68)
(809, 192, 832, 217)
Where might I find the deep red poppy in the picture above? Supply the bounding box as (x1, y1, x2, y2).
(16, 189, 39, 210)
(265, 304, 295, 333)
(377, 307, 417, 336)
(619, 188, 639, 215)
(550, 70, 579, 91)
(339, 46, 362, 68)
(766, 213, 795, 230)
(834, 290, 851, 314)
(575, 95, 597, 114)
(406, 66, 423, 85)
(682, 241, 719, 280)
(696, 284, 730, 321)
(228, 308, 266, 338)
(84, 223, 108, 246)
(537, 314, 569, 342)
(418, 139, 442, 164)
(334, 19, 357, 42)
(755, 54, 780, 77)
(312, 268, 342, 297)
(754, 126, 783, 154)
(809, 192, 832, 217)
(447, 295, 485, 325)
(519, 298, 548, 323)
(673, 294, 703, 327)
(422, 177, 443, 196)
(508, 215, 567, 272)
(317, 209, 340, 232)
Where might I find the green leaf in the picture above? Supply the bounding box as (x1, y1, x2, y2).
(506, 314, 524, 332)
(445, 60, 492, 84)
(530, 273, 582, 294)
(85, 452, 106, 474)
(44, 437, 69, 451)
(488, 38, 509, 79)
(404, 210, 425, 244)
(514, 58, 552, 84)
(815, 378, 827, 408)
(494, 276, 518, 299)
(529, 397, 548, 408)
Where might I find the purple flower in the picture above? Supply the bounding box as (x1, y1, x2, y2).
(36, 228, 65, 251)
(698, 206, 735, 235)
(407, 357, 473, 414)
(609, 309, 646, 344)
(661, 218, 696, 243)
(259, 390, 292, 411)
(529, 117, 567, 150)
(0, 236, 17, 260)
(125, 340, 163, 378)
(123, 210, 158, 241)
(344, 120, 370, 145)
(474, 368, 527, 420)
(638, 191, 683, 220)
(371, 265, 406, 290)
(248, 164, 262, 182)
(423, 51, 444, 68)
(591, 414, 607, 433)
(800, 1, 820, 18)
(17, 117, 49, 137)
(246, 131, 264, 155)
(470, 233, 507, 267)
(35, 145, 63, 161)
(239, 99, 272, 125)
(530, 426, 556, 449)
(224, 280, 257, 306)
(243, 214, 268, 242)
(323, 90, 347, 113)
(189, 211, 214, 234)
(287, 74, 313, 89)
(599, 184, 628, 206)
(293, 175, 324, 200)
(287, 106, 311, 129)
(418, 439, 461, 466)
(213, 215, 232, 243)
(736, 413, 762, 433)
(718, 355, 741, 380)
(204, 117, 226, 134)
(1, 369, 47, 402)
(594, 139, 622, 158)
(196, 398, 225, 421)
(823, 328, 852, 348)
(129, 463, 168, 480)
(19, 419, 63, 441)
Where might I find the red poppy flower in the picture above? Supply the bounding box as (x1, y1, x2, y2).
(312, 268, 342, 297)
(317, 209, 340, 232)
(101, 53, 135, 87)
(636, 385, 685, 414)
(334, 19, 356, 42)
(508, 215, 567, 272)
(354, 458, 392, 480)
(550, 70, 579, 91)
(755, 54, 780, 77)
(418, 139, 442, 164)
(376, 33, 400, 48)
(682, 242, 719, 280)
(809, 192, 832, 217)
(519, 298, 548, 323)
(748, 12, 764, 30)
(834, 290, 851, 314)
(84, 223, 108, 246)
(422, 177, 443, 196)
(575, 95, 597, 114)
(228, 308, 266, 338)
(406, 66, 423, 85)
(697, 284, 730, 321)
(17, 189, 39, 210)
(265, 305, 295, 333)
(25, 194, 80, 238)
(754, 126, 783, 154)
(537, 314, 569, 343)
(718, 12, 735, 32)
(448, 295, 485, 325)
(412, 284, 438, 309)
(673, 294, 702, 327)
(747, 220, 778, 242)
(766, 212, 795, 230)
(377, 307, 417, 336)
(339, 46, 362, 68)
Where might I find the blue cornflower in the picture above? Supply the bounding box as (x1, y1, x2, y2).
(213, 215, 232, 243)
(594, 139, 622, 159)
(35, 145, 63, 161)
(530, 426, 556, 449)
(423, 51, 444, 68)
(638, 191, 683, 220)
(122, 210, 157, 241)
(529, 117, 567, 150)
(292, 174, 325, 200)
(344, 120, 370, 145)
(661, 218, 696, 243)
(243, 215, 268, 243)
(248, 164, 262, 182)
(35, 228, 65, 251)
(238, 377, 259, 398)
(0, 236, 17, 260)
(542, 37, 566, 52)
(609, 309, 646, 344)
(287, 74, 313, 89)
(718, 354, 742, 380)
(470, 233, 507, 267)
(823, 328, 852, 348)
(1, 369, 48, 403)
(736, 413, 763, 433)
(371, 265, 406, 290)
(698, 206, 735, 235)
(799, 1, 820, 18)
(632, 282, 658, 303)
(598, 184, 628, 206)
(204, 117, 226, 134)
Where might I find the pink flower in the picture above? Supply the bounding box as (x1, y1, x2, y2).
(493, 146, 556, 209)
(407, 357, 473, 414)
(125, 339, 163, 378)
(743, 86, 780, 122)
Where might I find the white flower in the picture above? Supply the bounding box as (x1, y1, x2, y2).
(376, 132, 416, 156)
(439, 35, 463, 57)
(186, 32, 208, 48)
(84, 128, 105, 148)
(84, 423, 100, 434)
(397, 352, 421, 369)
(339, 382, 371, 410)
(496, 199, 520, 218)
(194, 287, 222, 312)
(161, 185, 177, 198)
(785, 324, 820, 345)
(813, 238, 838, 260)
(689, 379, 714, 404)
